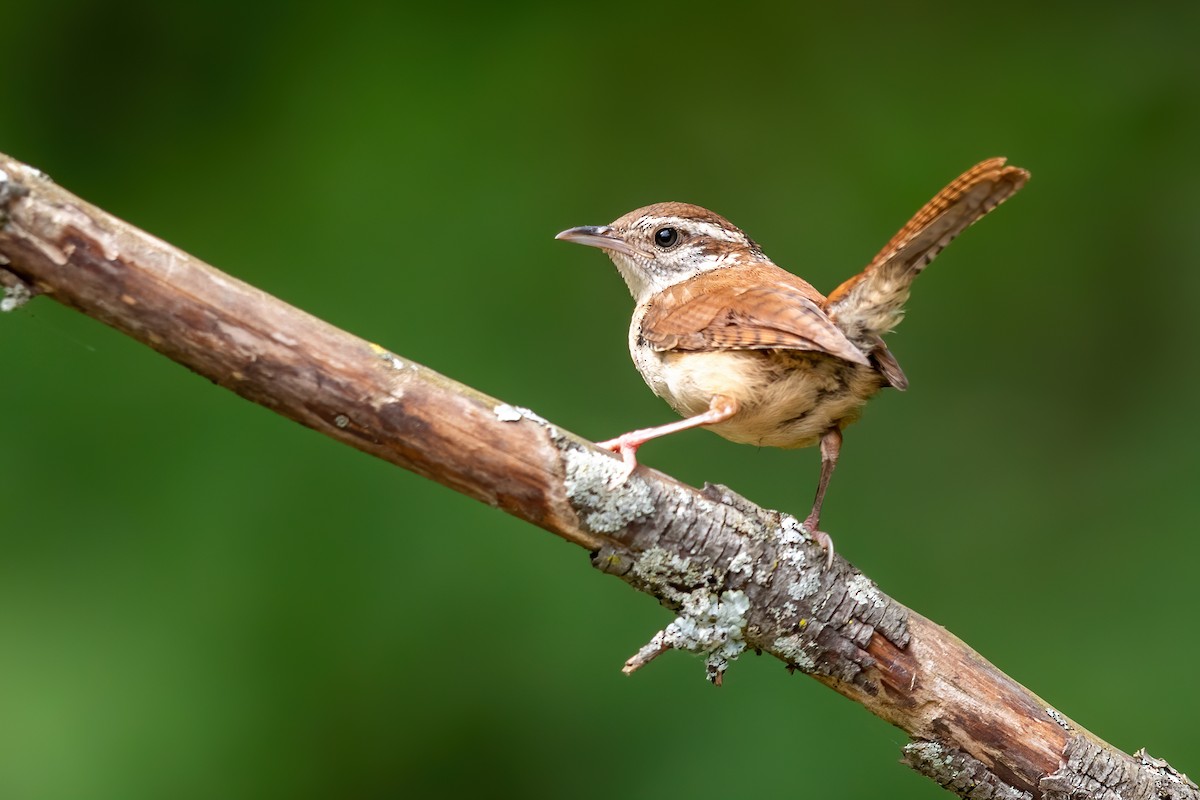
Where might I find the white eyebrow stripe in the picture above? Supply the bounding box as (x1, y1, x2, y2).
(635, 216, 744, 243)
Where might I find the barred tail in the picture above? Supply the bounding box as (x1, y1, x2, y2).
(826, 157, 1029, 346)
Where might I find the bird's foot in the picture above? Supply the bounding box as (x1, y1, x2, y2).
(596, 432, 643, 486)
(801, 514, 835, 571)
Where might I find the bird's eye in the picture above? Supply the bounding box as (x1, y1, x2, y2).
(653, 226, 680, 249)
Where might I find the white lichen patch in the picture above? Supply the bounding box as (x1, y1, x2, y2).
(1045, 707, 1073, 731)
(629, 546, 715, 593)
(727, 549, 754, 578)
(661, 589, 751, 680)
(493, 403, 524, 422)
(773, 514, 824, 599)
(846, 573, 886, 609)
(752, 563, 776, 585)
(493, 403, 559, 441)
(562, 445, 655, 533)
(904, 741, 954, 769)
(492, 403, 550, 426)
(786, 572, 821, 600)
(767, 600, 798, 624)
(776, 516, 810, 566)
(1, 280, 32, 312)
(771, 633, 817, 672)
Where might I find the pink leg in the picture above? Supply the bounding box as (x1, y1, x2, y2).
(597, 395, 740, 482)
(802, 427, 842, 569)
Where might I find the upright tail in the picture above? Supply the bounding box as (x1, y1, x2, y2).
(826, 157, 1029, 347)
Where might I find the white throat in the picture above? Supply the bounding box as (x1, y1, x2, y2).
(606, 249, 746, 306)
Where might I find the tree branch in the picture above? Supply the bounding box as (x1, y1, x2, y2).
(0, 151, 1191, 800)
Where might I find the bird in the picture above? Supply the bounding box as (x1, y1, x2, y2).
(555, 158, 1029, 565)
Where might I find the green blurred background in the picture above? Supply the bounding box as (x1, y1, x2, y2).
(2, 2, 1198, 797)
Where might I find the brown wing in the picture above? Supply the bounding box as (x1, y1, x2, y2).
(640, 265, 870, 366)
(826, 157, 1029, 346)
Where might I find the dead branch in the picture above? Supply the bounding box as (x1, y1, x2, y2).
(0, 151, 1191, 800)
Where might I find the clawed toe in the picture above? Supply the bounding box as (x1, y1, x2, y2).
(596, 435, 641, 486)
(803, 524, 835, 571)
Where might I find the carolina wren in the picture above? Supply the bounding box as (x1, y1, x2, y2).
(556, 158, 1028, 562)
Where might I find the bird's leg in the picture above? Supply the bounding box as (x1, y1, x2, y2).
(597, 395, 740, 483)
(802, 427, 842, 569)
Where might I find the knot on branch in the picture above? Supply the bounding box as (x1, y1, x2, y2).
(565, 439, 910, 684)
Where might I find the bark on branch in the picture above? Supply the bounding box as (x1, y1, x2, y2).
(0, 152, 1191, 800)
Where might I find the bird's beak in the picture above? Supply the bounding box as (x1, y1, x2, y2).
(555, 225, 648, 258)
